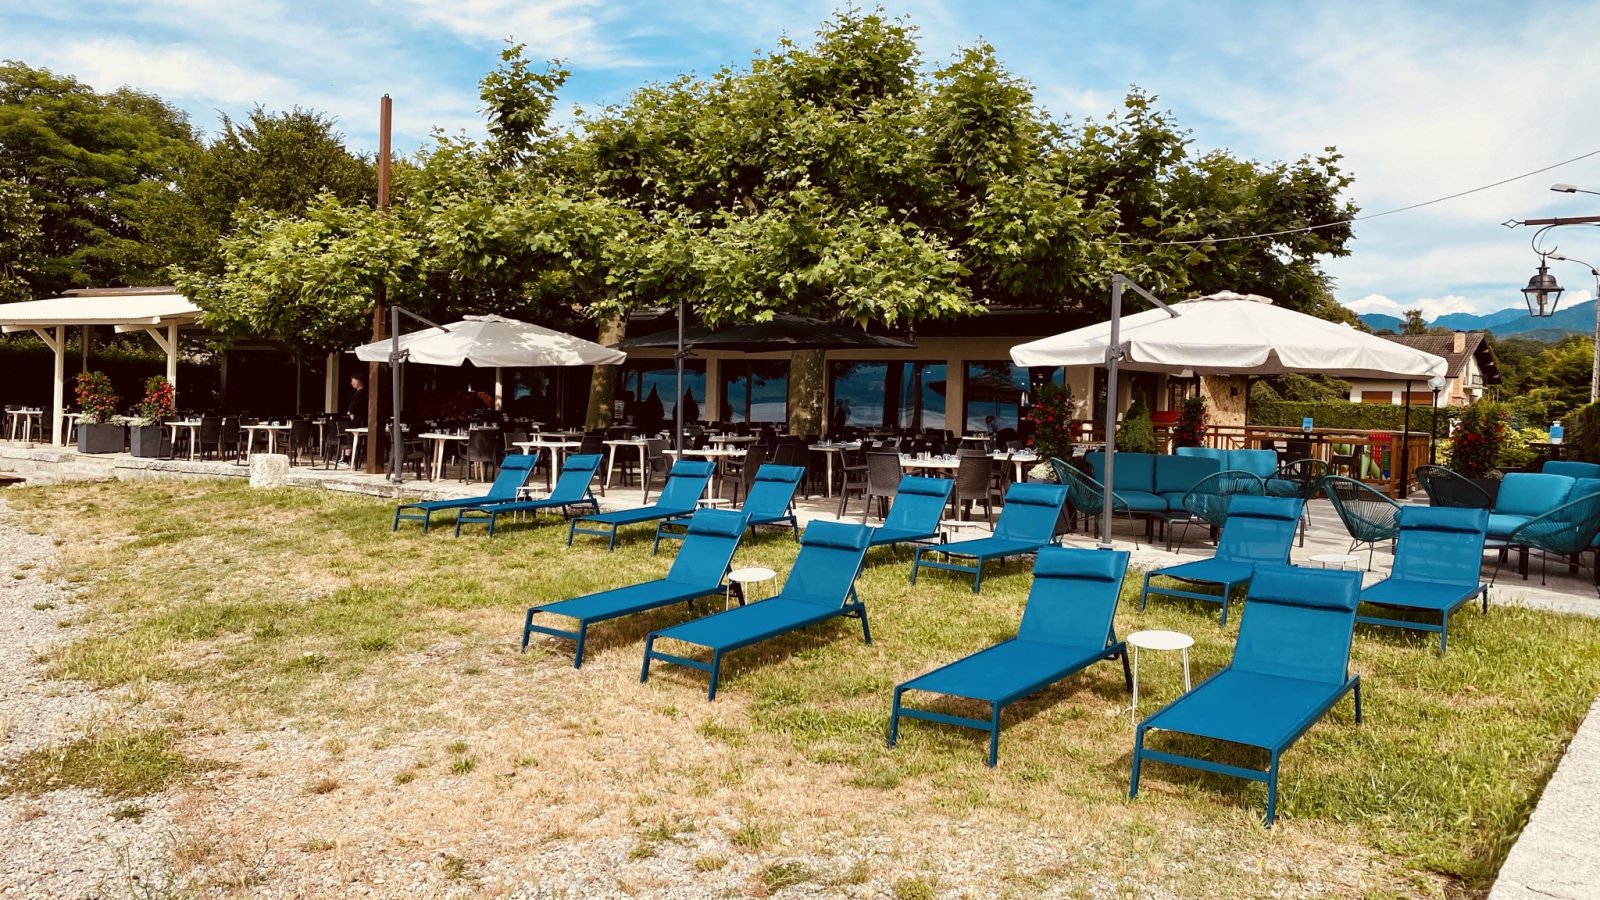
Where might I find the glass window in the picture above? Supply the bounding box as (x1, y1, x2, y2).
(829, 361, 947, 433)
(719, 360, 789, 424)
(618, 361, 706, 432)
(964, 362, 1029, 434)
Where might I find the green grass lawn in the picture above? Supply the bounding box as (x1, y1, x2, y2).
(6, 479, 1600, 898)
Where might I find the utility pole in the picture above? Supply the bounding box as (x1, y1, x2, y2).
(365, 94, 392, 475)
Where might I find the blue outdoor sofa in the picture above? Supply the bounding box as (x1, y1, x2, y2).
(890, 547, 1132, 766)
(522, 509, 750, 667)
(1130, 564, 1364, 825)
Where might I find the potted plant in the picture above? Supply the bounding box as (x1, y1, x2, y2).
(127, 375, 175, 458)
(1022, 382, 1076, 481)
(1173, 394, 1208, 448)
(74, 372, 125, 454)
(1447, 400, 1507, 503)
(1114, 392, 1159, 454)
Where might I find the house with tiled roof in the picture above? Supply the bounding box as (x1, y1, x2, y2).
(1344, 332, 1500, 407)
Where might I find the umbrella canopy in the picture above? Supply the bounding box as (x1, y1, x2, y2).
(611, 313, 912, 352)
(354, 314, 625, 367)
(1010, 291, 1446, 379)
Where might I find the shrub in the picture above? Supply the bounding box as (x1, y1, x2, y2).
(1448, 400, 1508, 478)
(1174, 394, 1207, 447)
(1568, 400, 1600, 464)
(1024, 382, 1075, 461)
(1114, 393, 1157, 454)
(74, 371, 120, 424)
(1250, 399, 1456, 436)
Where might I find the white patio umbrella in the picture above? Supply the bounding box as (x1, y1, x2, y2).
(1011, 286, 1447, 547)
(1011, 291, 1447, 379)
(353, 313, 625, 367)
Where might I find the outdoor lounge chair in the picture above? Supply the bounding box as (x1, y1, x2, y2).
(1130, 565, 1363, 825)
(1414, 465, 1492, 510)
(1505, 487, 1600, 585)
(1140, 495, 1302, 627)
(567, 459, 715, 549)
(1051, 458, 1138, 543)
(522, 509, 750, 667)
(654, 464, 805, 548)
(451, 454, 603, 536)
(889, 547, 1132, 766)
(910, 482, 1068, 593)
(640, 520, 873, 700)
(1358, 506, 1488, 652)
(391, 453, 538, 533)
(868, 476, 955, 550)
(1323, 476, 1401, 569)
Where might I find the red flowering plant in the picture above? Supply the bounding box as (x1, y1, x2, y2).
(1025, 382, 1076, 464)
(74, 371, 120, 424)
(1447, 400, 1507, 479)
(1173, 393, 1208, 448)
(131, 376, 176, 426)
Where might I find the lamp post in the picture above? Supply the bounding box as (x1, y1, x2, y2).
(1509, 184, 1600, 402)
(1428, 374, 1446, 465)
(1546, 253, 1600, 402)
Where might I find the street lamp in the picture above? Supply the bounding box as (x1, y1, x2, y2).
(1428, 373, 1446, 465)
(1522, 257, 1564, 317)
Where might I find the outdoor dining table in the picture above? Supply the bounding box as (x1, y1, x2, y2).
(417, 432, 468, 482)
(166, 420, 203, 460)
(6, 407, 42, 442)
(346, 427, 367, 466)
(808, 441, 862, 497)
(603, 438, 651, 490)
(667, 447, 745, 499)
(60, 411, 82, 445)
(708, 434, 758, 445)
(515, 439, 581, 489)
(241, 423, 291, 459)
(898, 454, 962, 473)
(994, 451, 1040, 482)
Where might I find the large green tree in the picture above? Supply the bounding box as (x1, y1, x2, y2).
(0, 61, 197, 296)
(0, 177, 39, 303)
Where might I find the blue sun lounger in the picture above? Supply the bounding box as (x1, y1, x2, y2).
(890, 547, 1132, 766)
(869, 476, 954, 550)
(654, 464, 805, 549)
(1358, 506, 1489, 652)
(1131, 565, 1362, 825)
(522, 509, 750, 667)
(641, 520, 873, 700)
(392, 454, 537, 533)
(567, 460, 714, 549)
(1139, 495, 1302, 627)
(452, 454, 602, 536)
(910, 482, 1066, 592)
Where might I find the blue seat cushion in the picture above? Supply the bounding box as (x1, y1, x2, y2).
(1175, 447, 1227, 464)
(1494, 473, 1574, 518)
(1150, 557, 1256, 587)
(1087, 452, 1156, 494)
(1118, 490, 1167, 512)
(1487, 513, 1532, 539)
(1544, 461, 1600, 479)
(1226, 450, 1281, 479)
(1154, 456, 1220, 495)
(900, 639, 1106, 703)
(1157, 492, 1191, 511)
(1360, 579, 1479, 613)
(1144, 670, 1347, 750)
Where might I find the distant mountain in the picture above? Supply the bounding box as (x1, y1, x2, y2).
(1356, 300, 1595, 341)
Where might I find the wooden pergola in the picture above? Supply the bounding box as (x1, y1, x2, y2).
(0, 287, 204, 447)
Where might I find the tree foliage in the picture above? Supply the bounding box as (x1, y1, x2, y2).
(0, 61, 198, 296)
(0, 177, 39, 302)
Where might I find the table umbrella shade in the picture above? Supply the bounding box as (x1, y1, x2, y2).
(354, 314, 625, 368)
(1011, 291, 1446, 379)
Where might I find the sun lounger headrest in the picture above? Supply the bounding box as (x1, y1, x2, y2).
(686, 508, 752, 539)
(1246, 565, 1360, 612)
(1032, 547, 1127, 582)
(801, 519, 873, 551)
(1398, 506, 1488, 534)
(562, 454, 602, 473)
(501, 454, 536, 471)
(670, 459, 717, 477)
(1224, 495, 1300, 522)
(755, 465, 805, 484)
(1003, 482, 1068, 508)
(897, 476, 952, 497)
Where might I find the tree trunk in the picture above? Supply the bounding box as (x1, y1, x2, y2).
(585, 313, 627, 430)
(788, 349, 827, 438)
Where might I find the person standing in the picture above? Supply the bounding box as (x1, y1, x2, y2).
(346, 375, 368, 420)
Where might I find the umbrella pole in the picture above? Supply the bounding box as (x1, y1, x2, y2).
(1399, 379, 1411, 499)
(391, 306, 404, 483)
(1102, 277, 1123, 550)
(676, 298, 685, 453)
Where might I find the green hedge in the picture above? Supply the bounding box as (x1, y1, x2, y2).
(1249, 400, 1457, 436)
(1567, 400, 1600, 463)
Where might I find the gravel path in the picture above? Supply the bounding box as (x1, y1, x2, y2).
(0, 499, 179, 899)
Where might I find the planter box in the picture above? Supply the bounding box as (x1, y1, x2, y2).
(76, 423, 125, 455)
(128, 425, 172, 459)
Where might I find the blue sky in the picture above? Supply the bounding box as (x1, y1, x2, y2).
(5, 0, 1600, 318)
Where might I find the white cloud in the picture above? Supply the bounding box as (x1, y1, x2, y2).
(1347, 293, 1482, 320)
(389, 0, 615, 62)
(58, 39, 296, 107)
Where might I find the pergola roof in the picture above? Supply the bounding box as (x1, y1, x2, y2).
(0, 287, 204, 332)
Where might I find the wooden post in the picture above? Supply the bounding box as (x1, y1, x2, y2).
(365, 94, 392, 475)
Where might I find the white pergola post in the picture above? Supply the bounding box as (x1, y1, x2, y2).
(137, 322, 180, 407)
(32, 327, 65, 446)
(325, 352, 340, 413)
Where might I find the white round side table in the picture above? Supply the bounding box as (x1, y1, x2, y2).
(1126, 629, 1195, 722)
(726, 566, 776, 609)
(1309, 553, 1359, 569)
(940, 519, 981, 541)
(698, 497, 732, 510)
